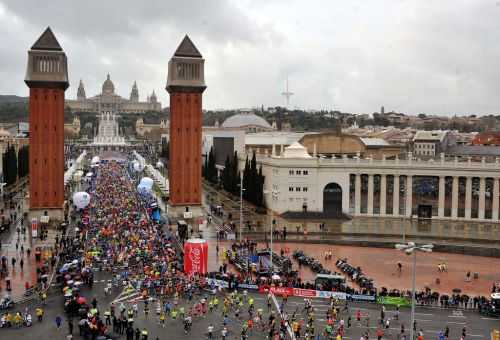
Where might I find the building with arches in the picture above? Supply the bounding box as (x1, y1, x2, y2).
(245, 142, 500, 222)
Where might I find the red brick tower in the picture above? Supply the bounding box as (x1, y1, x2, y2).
(25, 27, 69, 221)
(166, 36, 206, 218)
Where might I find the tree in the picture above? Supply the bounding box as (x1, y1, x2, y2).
(222, 156, 231, 192)
(242, 156, 250, 200)
(17, 145, 29, 178)
(256, 165, 265, 207)
(2, 145, 18, 185)
(207, 147, 217, 184)
(240, 151, 265, 207)
(160, 140, 169, 160)
(230, 151, 239, 194)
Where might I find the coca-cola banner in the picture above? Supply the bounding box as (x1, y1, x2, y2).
(258, 285, 294, 296)
(184, 238, 208, 276)
(292, 288, 317, 298)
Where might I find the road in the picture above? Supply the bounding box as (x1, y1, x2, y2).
(2, 276, 498, 339)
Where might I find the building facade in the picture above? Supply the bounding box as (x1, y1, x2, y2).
(66, 75, 161, 113)
(413, 130, 455, 157)
(247, 143, 500, 223)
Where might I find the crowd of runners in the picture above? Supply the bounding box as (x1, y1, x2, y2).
(0, 156, 496, 339)
(69, 160, 294, 339)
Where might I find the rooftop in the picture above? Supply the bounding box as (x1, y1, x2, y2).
(359, 137, 390, 147)
(245, 131, 315, 146)
(222, 112, 272, 129)
(281, 142, 312, 159)
(413, 130, 448, 142)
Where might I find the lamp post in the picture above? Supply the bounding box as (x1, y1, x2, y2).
(395, 242, 433, 340)
(238, 174, 245, 243)
(263, 189, 279, 274)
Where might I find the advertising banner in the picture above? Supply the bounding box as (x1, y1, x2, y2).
(31, 218, 38, 238)
(183, 239, 208, 276)
(238, 283, 259, 290)
(376, 296, 411, 306)
(259, 285, 294, 296)
(293, 288, 317, 298)
(349, 294, 377, 302)
(315, 290, 347, 300)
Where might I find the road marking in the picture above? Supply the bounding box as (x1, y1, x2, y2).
(112, 291, 141, 304)
(414, 312, 434, 316)
(446, 321, 466, 325)
(414, 319, 433, 322)
(449, 310, 465, 318)
(468, 335, 484, 338)
(480, 317, 499, 320)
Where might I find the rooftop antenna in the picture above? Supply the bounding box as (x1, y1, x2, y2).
(281, 77, 294, 108)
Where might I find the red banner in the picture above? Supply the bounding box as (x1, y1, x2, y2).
(184, 239, 208, 276)
(293, 288, 317, 298)
(258, 285, 294, 296)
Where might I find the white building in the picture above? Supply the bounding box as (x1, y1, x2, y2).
(245, 142, 500, 222)
(413, 130, 455, 157)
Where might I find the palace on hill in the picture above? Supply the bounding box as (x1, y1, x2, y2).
(65, 74, 161, 113)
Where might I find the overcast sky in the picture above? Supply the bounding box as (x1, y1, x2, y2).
(1, 0, 500, 115)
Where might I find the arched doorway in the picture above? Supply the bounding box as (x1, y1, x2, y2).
(323, 182, 343, 217)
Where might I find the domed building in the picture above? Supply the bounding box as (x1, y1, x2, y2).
(66, 74, 161, 113)
(221, 111, 274, 133)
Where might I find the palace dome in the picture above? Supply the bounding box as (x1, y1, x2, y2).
(102, 74, 115, 95)
(221, 112, 271, 129)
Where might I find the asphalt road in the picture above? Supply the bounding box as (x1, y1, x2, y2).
(2, 269, 498, 340)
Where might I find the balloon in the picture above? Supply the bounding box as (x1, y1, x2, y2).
(91, 156, 100, 164)
(139, 177, 154, 188)
(133, 161, 144, 172)
(73, 191, 91, 209)
(137, 184, 152, 193)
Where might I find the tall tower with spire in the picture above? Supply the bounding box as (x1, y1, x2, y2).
(77, 79, 86, 100)
(281, 77, 294, 108)
(166, 35, 206, 218)
(130, 81, 139, 102)
(25, 27, 69, 221)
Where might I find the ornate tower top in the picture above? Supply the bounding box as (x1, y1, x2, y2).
(25, 27, 69, 89)
(166, 35, 206, 93)
(77, 79, 86, 100)
(102, 74, 115, 95)
(150, 90, 157, 103)
(130, 80, 139, 102)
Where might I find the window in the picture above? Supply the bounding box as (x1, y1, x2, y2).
(303, 170, 308, 175)
(289, 170, 294, 175)
(289, 187, 294, 192)
(296, 187, 301, 192)
(296, 170, 301, 175)
(303, 187, 308, 192)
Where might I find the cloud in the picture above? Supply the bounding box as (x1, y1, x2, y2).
(1, 0, 500, 115)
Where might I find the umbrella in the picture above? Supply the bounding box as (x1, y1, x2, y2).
(77, 296, 87, 304)
(272, 274, 280, 280)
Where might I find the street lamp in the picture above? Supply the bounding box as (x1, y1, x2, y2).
(263, 189, 280, 274)
(395, 242, 433, 340)
(238, 174, 245, 243)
